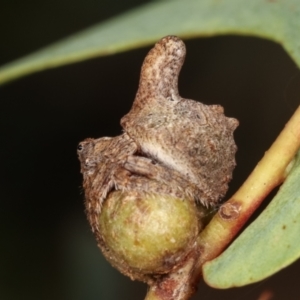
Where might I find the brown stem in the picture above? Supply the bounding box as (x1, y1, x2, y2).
(145, 247, 199, 300)
(144, 106, 300, 300)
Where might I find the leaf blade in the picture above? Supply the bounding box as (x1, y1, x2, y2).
(1, 0, 300, 85)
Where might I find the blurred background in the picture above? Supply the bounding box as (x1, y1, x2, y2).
(1, 0, 300, 299)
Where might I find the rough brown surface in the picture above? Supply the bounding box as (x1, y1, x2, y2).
(77, 35, 238, 282)
(77, 133, 201, 234)
(121, 36, 238, 207)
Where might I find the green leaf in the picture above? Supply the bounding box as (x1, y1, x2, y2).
(1, 0, 300, 85)
(203, 150, 300, 288)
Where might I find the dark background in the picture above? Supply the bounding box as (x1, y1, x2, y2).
(1, 1, 300, 299)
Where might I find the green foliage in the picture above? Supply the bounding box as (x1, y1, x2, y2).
(1, 0, 300, 85)
(203, 150, 300, 288)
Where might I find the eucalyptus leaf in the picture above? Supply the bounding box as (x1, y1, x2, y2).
(203, 150, 300, 288)
(1, 0, 300, 85)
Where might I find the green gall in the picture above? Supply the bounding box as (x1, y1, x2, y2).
(98, 190, 203, 281)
